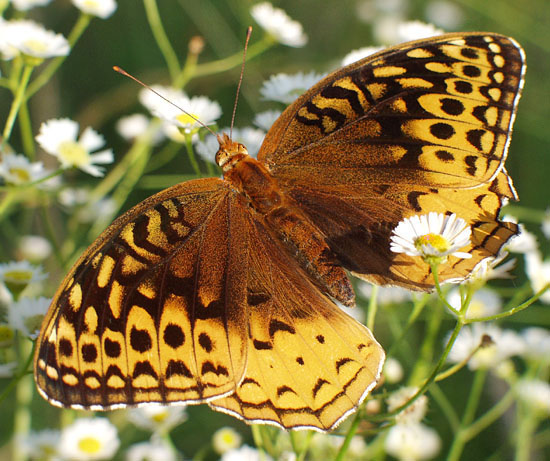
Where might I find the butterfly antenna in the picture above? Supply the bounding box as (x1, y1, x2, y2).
(230, 26, 252, 139)
(112, 66, 218, 139)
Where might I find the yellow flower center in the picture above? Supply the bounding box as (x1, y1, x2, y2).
(78, 436, 102, 454)
(58, 141, 89, 167)
(176, 112, 200, 128)
(415, 233, 450, 253)
(4, 269, 33, 284)
(23, 39, 48, 54)
(8, 167, 31, 183)
(152, 411, 168, 423)
(83, 0, 100, 7)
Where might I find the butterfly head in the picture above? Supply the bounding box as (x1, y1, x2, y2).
(215, 133, 249, 172)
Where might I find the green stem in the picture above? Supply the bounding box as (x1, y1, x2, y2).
(143, 0, 180, 82)
(366, 284, 378, 331)
(428, 383, 460, 431)
(515, 402, 539, 461)
(25, 13, 91, 101)
(2, 65, 33, 149)
(184, 135, 202, 177)
(431, 263, 460, 315)
(335, 409, 363, 461)
(193, 37, 274, 77)
(447, 369, 487, 461)
(18, 101, 34, 159)
(465, 283, 550, 323)
(13, 338, 33, 461)
(386, 294, 429, 358)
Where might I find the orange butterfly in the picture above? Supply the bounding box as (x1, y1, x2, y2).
(35, 32, 524, 431)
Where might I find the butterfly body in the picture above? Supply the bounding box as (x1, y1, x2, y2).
(35, 32, 525, 431)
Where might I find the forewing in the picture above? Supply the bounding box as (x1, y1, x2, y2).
(209, 208, 385, 431)
(35, 178, 249, 409)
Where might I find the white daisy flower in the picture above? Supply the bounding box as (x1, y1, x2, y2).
(221, 445, 273, 461)
(195, 127, 265, 164)
(387, 387, 428, 424)
(59, 418, 120, 461)
(8, 296, 50, 339)
(139, 85, 221, 140)
(12, 0, 52, 11)
(516, 379, 550, 416)
(1, 20, 69, 60)
(253, 109, 281, 131)
(0, 152, 48, 185)
(447, 323, 525, 370)
(127, 405, 187, 434)
(447, 288, 501, 320)
(36, 118, 114, 177)
(468, 253, 516, 283)
(212, 427, 242, 455)
(383, 357, 404, 384)
(506, 223, 538, 254)
(0, 361, 17, 377)
(395, 20, 444, 43)
(521, 327, 550, 361)
(116, 113, 164, 144)
(20, 429, 61, 461)
(251, 2, 307, 47)
(341, 46, 384, 66)
(390, 213, 472, 264)
(17, 235, 53, 262)
(58, 187, 90, 208)
(260, 72, 324, 104)
(72, 0, 117, 19)
(0, 260, 47, 292)
(524, 250, 550, 304)
(126, 441, 177, 461)
(385, 422, 441, 461)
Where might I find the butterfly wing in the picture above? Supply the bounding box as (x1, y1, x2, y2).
(35, 178, 250, 409)
(209, 205, 384, 431)
(258, 32, 524, 288)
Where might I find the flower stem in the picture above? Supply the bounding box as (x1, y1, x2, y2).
(2, 64, 33, 150)
(366, 284, 378, 331)
(335, 408, 362, 461)
(184, 135, 202, 177)
(143, 0, 181, 82)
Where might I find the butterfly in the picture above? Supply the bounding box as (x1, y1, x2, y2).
(34, 32, 525, 431)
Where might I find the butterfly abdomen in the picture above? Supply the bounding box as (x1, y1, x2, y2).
(225, 154, 355, 307)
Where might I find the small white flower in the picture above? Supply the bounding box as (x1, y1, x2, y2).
(212, 427, 242, 454)
(1, 20, 69, 59)
(390, 213, 472, 263)
(524, 250, 550, 304)
(260, 72, 324, 104)
(387, 387, 428, 424)
(425, 1, 464, 29)
(20, 429, 61, 461)
(516, 379, 550, 416)
(36, 118, 114, 177)
(0, 361, 17, 377)
(0, 152, 48, 185)
(8, 296, 50, 339)
(59, 418, 120, 461)
(251, 2, 307, 47)
(140, 85, 221, 141)
(395, 20, 444, 43)
(0, 260, 47, 288)
(506, 223, 538, 254)
(521, 327, 550, 361)
(384, 357, 404, 384)
(126, 441, 177, 461)
(17, 235, 53, 262)
(447, 323, 525, 370)
(58, 187, 91, 208)
(12, 0, 52, 11)
(194, 133, 220, 165)
(385, 423, 441, 460)
(253, 109, 281, 131)
(72, 0, 117, 18)
(221, 445, 273, 461)
(127, 405, 187, 434)
(116, 113, 164, 144)
(468, 253, 516, 283)
(76, 196, 118, 224)
(341, 46, 384, 66)
(447, 288, 501, 320)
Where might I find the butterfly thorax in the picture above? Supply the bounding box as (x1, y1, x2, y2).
(217, 134, 355, 307)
